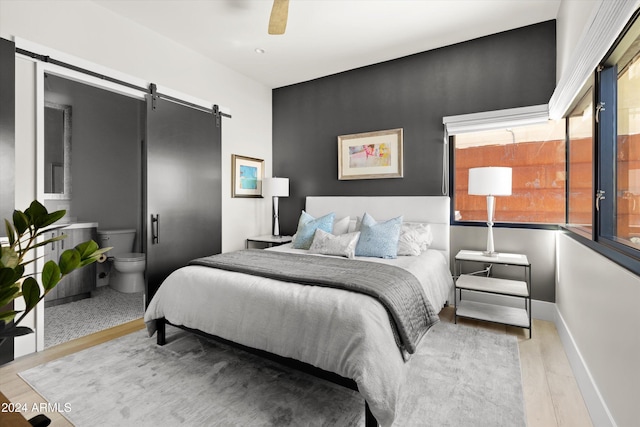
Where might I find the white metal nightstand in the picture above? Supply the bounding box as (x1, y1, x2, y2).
(454, 250, 532, 338)
(246, 234, 293, 249)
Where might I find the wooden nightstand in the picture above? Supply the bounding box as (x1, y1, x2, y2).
(454, 250, 532, 338)
(246, 235, 293, 249)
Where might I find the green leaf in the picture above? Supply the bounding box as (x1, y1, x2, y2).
(0, 323, 33, 338)
(58, 249, 81, 275)
(4, 219, 16, 246)
(0, 247, 19, 269)
(76, 241, 111, 265)
(12, 210, 29, 234)
(0, 284, 21, 308)
(42, 260, 61, 291)
(78, 251, 110, 267)
(22, 277, 41, 311)
(8, 265, 25, 283)
(75, 240, 99, 259)
(24, 200, 48, 223)
(0, 310, 18, 323)
(0, 267, 20, 288)
(37, 210, 67, 229)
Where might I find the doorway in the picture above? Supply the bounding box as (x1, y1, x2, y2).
(42, 73, 145, 348)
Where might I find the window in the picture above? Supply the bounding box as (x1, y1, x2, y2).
(453, 120, 566, 224)
(615, 51, 640, 248)
(597, 18, 640, 253)
(562, 9, 640, 271)
(567, 86, 594, 233)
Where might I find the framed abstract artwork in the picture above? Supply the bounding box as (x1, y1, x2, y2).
(232, 154, 264, 198)
(337, 128, 404, 180)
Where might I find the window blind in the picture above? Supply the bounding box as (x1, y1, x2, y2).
(441, 104, 549, 195)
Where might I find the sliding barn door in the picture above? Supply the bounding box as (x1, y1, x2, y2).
(0, 38, 15, 365)
(144, 96, 221, 303)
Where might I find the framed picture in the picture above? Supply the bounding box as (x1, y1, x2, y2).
(338, 128, 403, 180)
(232, 154, 264, 198)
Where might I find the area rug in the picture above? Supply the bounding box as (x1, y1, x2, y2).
(19, 322, 525, 427)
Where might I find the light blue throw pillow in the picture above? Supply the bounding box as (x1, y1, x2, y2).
(292, 211, 336, 249)
(355, 213, 403, 259)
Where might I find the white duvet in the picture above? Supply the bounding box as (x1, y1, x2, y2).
(144, 245, 453, 426)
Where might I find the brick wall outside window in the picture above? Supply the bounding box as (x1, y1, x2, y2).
(456, 139, 566, 223)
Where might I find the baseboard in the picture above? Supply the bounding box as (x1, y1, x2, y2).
(554, 307, 617, 427)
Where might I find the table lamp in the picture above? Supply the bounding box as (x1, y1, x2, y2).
(468, 167, 512, 256)
(263, 177, 289, 236)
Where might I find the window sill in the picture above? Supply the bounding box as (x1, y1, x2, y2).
(562, 227, 640, 276)
(452, 221, 561, 231)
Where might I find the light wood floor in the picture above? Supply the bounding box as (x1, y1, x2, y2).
(0, 311, 593, 427)
(439, 307, 593, 427)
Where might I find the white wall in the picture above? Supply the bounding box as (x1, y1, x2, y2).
(0, 0, 272, 253)
(1, 0, 273, 357)
(555, 0, 600, 85)
(556, 234, 640, 427)
(554, 2, 640, 425)
(12, 58, 38, 357)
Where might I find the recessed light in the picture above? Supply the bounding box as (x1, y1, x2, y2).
(255, 48, 265, 54)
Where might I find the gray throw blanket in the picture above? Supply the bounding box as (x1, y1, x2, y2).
(189, 249, 439, 355)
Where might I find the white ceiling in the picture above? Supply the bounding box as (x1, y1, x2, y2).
(94, 0, 561, 88)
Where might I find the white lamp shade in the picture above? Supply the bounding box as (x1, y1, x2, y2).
(468, 167, 512, 196)
(263, 177, 289, 197)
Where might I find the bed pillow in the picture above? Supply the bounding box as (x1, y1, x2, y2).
(309, 229, 360, 258)
(354, 213, 403, 259)
(332, 216, 351, 235)
(291, 211, 336, 249)
(398, 222, 433, 256)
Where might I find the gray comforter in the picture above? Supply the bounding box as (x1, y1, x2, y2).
(189, 249, 439, 354)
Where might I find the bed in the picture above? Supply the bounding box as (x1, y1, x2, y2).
(144, 196, 453, 427)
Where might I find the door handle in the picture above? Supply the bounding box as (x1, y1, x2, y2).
(151, 214, 160, 245)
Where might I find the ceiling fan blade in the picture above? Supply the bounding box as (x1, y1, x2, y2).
(268, 0, 289, 35)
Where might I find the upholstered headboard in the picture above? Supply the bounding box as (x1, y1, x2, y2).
(305, 196, 451, 264)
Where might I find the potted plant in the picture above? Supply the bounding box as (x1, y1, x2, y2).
(0, 200, 110, 343)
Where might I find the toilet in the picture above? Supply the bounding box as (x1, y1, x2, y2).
(97, 229, 145, 293)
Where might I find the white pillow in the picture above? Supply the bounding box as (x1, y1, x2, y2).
(398, 222, 433, 256)
(309, 228, 361, 258)
(332, 216, 351, 235)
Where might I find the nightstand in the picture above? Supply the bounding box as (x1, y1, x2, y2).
(246, 234, 293, 249)
(454, 250, 531, 338)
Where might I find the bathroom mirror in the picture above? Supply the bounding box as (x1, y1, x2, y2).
(44, 102, 72, 199)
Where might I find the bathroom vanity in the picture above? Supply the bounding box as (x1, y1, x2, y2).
(43, 223, 98, 307)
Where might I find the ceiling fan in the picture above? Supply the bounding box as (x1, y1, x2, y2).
(268, 0, 290, 35)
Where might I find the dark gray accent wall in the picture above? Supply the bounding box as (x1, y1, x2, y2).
(273, 21, 556, 235)
(0, 38, 15, 365)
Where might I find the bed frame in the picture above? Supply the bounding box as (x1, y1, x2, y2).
(156, 196, 451, 427)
